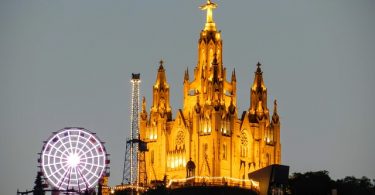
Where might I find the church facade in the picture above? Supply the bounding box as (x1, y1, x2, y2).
(139, 1, 281, 183)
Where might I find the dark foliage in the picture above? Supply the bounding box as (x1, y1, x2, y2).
(288, 170, 332, 195)
(335, 176, 375, 195)
(33, 172, 45, 195)
(288, 171, 375, 195)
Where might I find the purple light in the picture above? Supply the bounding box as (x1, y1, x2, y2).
(40, 128, 107, 191)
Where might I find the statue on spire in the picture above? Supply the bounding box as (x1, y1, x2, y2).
(200, 0, 218, 31)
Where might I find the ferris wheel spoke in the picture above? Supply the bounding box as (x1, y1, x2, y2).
(46, 143, 68, 159)
(44, 160, 68, 167)
(43, 153, 66, 164)
(66, 167, 73, 189)
(43, 153, 63, 159)
(88, 166, 102, 183)
(68, 131, 74, 154)
(74, 167, 83, 192)
(73, 134, 82, 155)
(56, 137, 70, 158)
(79, 143, 101, 159)
(57, 166, 71, 189)
(85, 165, 103, 180)
(76, 137, 87, 157)
(45, 153, 68, 162)
(73, 137, 79, 154)
(80, 154, 105, 160)
(76, 166, 91, 189)
(78, 145, 93, 159)
(60, 156, 69, 162)
(76, 149, 87, 162)
(79, 165, 98, 181)
(48, 162, 70, 177)
(82, 164, 99, 173)
(53, 161, 70, 171)
(79, 135, 91, 154)
(78, 140, 95, 158)
(83, 161, 105, 169)
(54, 139, 69, 156)
(81, 162, 100, 173)
(76, 167, 88, 191)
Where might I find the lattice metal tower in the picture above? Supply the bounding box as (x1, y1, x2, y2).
(122, 73, 141, 185)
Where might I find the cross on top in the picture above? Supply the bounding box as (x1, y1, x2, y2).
(159, 59, 164, 66)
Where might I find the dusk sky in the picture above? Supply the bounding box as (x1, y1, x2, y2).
(1, 1, 374, 194)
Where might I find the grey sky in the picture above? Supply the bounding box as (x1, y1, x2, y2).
(1, 0, 374, 194)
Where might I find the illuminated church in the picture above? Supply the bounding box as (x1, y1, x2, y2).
(139, 0, 281, 183)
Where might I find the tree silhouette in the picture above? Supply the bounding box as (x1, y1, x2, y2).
(288, 170, 332, 195)
(336, 176, 375, 195)
(288, 171, 375, 195)
(33, 172, 45, 195)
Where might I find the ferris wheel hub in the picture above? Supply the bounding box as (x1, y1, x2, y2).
(67, 153, 80, 168)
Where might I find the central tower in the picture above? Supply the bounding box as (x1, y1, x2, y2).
(139, 1, 281, 186)
(183, 0, 234, 114)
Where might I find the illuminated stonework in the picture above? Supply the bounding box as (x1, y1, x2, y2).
(139, 1, 281, 184)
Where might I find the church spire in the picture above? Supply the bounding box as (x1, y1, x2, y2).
(152, 59, 172, 119)
(155, 59, 167, 88)
(231, 68, 236, 82)
(200, 0, 218, 31)
(250, 62, 268, 116)
(252, 62, 266, 92)
(184, 67, 189, 82)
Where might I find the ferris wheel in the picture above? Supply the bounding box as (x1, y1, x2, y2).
(39, 127, 108, 192)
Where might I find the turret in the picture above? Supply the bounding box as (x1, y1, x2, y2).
(231, 68, 237, 102)
(151, 60, 172, 120)
(231, 68, 236, 82)
(141, 96, 147, 120)
(271, 99, 280, 125)
(140, 96, 147, 141)
(249, 62, 269, 122)
(184, 67, 189, 82)
(271, 99, 281, 164)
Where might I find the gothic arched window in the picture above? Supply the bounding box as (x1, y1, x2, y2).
(176, 130, 185, 149)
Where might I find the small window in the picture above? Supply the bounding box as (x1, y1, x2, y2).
(189, 89, 196, 96)
(223, 144, 227, 160)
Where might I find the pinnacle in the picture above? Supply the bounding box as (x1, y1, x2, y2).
(158, 59, 165, 71)
(256, 62, 262, 73)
